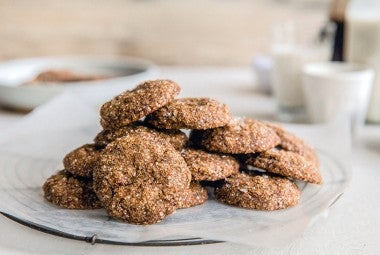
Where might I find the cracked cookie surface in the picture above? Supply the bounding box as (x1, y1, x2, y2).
(94, 122, 187, 150)
(100, 79, 180, 130)
(190, 118, 280, 154)
(93, 133, 191, 224)
(63, 144, 100, 178)
(265, 122, 319, 165)
(215, 172, 300, 210)
(181, 148, 239, 181)
(43, 170, 102, 209)
(246, 150, 322, 184)
(145, 98, 231, 130)
(177, 182, 208, 209)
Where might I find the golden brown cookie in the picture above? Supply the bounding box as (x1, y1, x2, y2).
(63, 144, 100, 178)
(265, 122, 319, 165)
(214, 172, 300, 210)
(177, 182, 208, 209)
(246, 150, 322, 184)
(100, 79, 180, 130)
(43, 170, 102, 209)
(181, 148, 239, 181)
(145, 98, 232, 130)
(93, 132, 191, 225)
(94, 123, 188, 150)
(190, 118, 280, 154)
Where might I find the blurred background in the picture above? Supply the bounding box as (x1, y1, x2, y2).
(0, 0, 332, 65)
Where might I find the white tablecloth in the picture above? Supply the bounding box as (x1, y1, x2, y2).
(0, 67, 379, 255)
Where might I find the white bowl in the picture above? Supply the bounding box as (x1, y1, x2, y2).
(0, 56, 158, 110)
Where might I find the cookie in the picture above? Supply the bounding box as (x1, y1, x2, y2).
(63, 144, 100, 178)
(43, 170, 102, 209)
(265, 122, 319, 165)
(93, 132, 191, 225)
(181, 148, 239, 181)
(214, 172, 300, 210)
(177, 182, 208, 209)
(145, 98, 232, 130)
(94, 123, 188, 150)
(108, 183, 180, 225)
(100, 79, 180, 130)
(246, 150, 322, 184)
(29, 69, 106, 83)
(190, 118, 280, 154)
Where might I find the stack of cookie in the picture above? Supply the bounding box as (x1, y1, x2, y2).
(43, 79, 322, 225)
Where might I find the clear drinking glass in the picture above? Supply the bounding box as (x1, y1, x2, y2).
(271, 21, 329, 122)
(302, 62, 374, 140)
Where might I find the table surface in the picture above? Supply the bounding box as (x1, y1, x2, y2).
(0, 66, 379, 255)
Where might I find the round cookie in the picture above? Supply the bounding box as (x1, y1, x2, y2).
(177, 182, 208, 209)
(100, 79, 180, 130)
(214, 172, 300, 210)
(246, 150, 322, 184)
(265, 122, 319, 165)
(145, 98, 232, 130)
(190, 118, 280, 154)
(108, 183, 180, 225)
(94, 123, 188, 150)
(93, 132, 191, 225)
(181, 148, 239, 181)
(43, 170, 102, 209)
(63, 144, 100, 178)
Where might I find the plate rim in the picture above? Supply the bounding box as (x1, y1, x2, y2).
(0, 148, 350, 246)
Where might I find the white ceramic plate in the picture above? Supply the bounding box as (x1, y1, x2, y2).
(0, 56, 158, 110)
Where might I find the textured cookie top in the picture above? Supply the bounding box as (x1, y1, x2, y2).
(93, 132, 191, 224)
(190, 118, 281, 154)
(100, 79, 180, 130)
(181, 148, 239, 181)
(265, 122, 319, 165)
(214, 172, 300, 210)
(63, 144, 100, 178)
(246, 150, 322, 184)
(108, 182, 179, 225)
(94, 122, 188, 150)
(145, 98, 232, 130)
(43, 170, 102, 209)
(42, 77, 325, 224)
(177, 181, 208, 209)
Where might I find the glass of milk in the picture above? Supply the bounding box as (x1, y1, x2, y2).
(302, 62, 374, 138)
(346, 0, 380, 123)
(271, 22, 328, 122)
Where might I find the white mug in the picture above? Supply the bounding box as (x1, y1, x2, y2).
(302, 62, 374, 137)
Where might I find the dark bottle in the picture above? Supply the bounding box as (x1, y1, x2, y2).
(329, 0, 349, 61)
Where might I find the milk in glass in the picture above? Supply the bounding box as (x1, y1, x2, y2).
(271, 22, 328, 122)
(346, 0, 380, 122)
